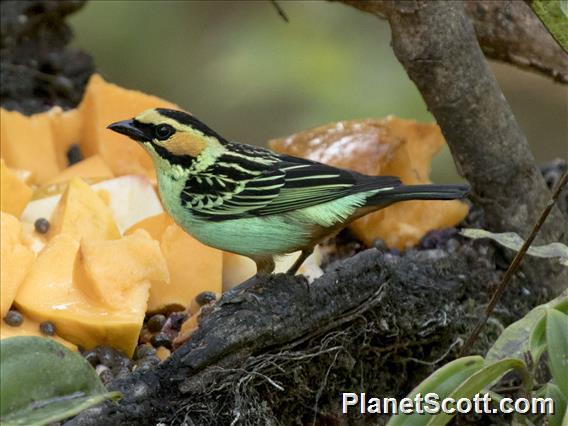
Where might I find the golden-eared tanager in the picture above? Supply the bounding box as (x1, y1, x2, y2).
(108, 108, 468, 274)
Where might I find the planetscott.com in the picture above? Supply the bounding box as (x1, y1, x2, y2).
(341, 392, 554, 416)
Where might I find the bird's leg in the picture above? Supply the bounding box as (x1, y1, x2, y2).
(254, 257, 275, 275)
(286, 247, 314, 275)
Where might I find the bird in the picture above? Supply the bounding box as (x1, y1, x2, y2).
(108, 108, 469, 275)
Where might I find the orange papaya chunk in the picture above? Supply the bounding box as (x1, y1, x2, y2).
(0, 315, 77, 351)
(48, 177, 120, 241)
(45, 155, 114, 185)
(79, 74, 178, 179)
(14, 234, 149, 357)
(126, 213, 223, 313)
(124, 211, 173, 241)
(269, 117, 469, 249)
(0, 108, 60, 183)
(48, 106, 83, 169)
(74, 229, 169, 310)
(0, 159, 33, 217)
(154, 223, 222, 312)
(20, 222, 48, 255)
(222, 252, 257, 292)
(0, 213, 35, 318)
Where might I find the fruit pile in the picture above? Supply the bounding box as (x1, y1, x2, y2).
(0, 75, 265, 357)
(1, 74, 467, 360)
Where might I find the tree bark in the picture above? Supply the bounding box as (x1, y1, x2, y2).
(68, 241, 545, 425)
(340, 0, 567, 292)
(340, 0, 568, 83)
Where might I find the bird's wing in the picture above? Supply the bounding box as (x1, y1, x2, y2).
(184, 148, 400, 220)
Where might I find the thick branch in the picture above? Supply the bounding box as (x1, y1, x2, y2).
(341, 1, 567, 292)
(465, 1, 568, 83)
(68, 242, 531, 425)
(341, 0, 568, 83)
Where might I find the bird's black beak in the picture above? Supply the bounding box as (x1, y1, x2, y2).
(107, 119, 150, 142)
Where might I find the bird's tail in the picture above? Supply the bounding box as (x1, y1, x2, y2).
(367, 183, 469, 205)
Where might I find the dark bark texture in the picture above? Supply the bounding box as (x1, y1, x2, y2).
(341, 0, 568, 83)
(465, 1, 568, 84)
(0, 0, 94, 114)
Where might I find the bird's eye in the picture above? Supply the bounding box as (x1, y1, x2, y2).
(155, 124, 174, 140)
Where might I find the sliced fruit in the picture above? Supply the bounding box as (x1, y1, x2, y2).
(14, 234, 151, 357)
(174, 313, 199, 347)
(125, 212, 223, 312)
(222, 252, 256, 292)
(0, 316, 76, 351)
(0, 159, 33, 217)
(22, 175, 163, 235)
(0, 108, 60, 183)
(45, 155, 113, 185)
(48, 178, 120, 241)
(49, 106, 83, 170)
(155, 346, 171, 361)
(91, 175, 163, 233)
(124, 212, 172, 241)
(74, 229, 169, 310)
(20, 222, 48, 254)
(153, 223, 222, 312)
(79, 74, 178, 179)
(269, 117, 469, 249)
(0, 213, 34, 318)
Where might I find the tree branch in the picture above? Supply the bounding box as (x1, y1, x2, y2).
(340, 0, 568, 83)
(68, 241, 539, 425)
(340, 0, 567, 292)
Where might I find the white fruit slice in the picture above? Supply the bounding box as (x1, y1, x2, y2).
(21, 175, 163, 234)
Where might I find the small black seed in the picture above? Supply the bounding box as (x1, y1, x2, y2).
(134, 343, 156, 360)
(66, 144, 84, 165)
(147, 314, 166, 332)
(4, 310, 23, 327)
(151, 332, 172, 349)
(34, 218, 50, 234)
(83, 350, 99, 367)
(195, 291, 217, 307)
(39, 321, 55, 336)
(166, 312, 187, 331)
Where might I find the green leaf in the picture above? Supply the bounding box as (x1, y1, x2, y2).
(486, 292, 568, 363)
(530, 0, 568, 53)
(386, 356, 484, 426)
(459, 229, 568, 266)
(1, 393, 120, 426)
(529, 297, 568, 364)
(0, 336, 120, 425)
(546, 309, 568, 398)
(426, 358, 530, 426)
(544, 383, 567, 426)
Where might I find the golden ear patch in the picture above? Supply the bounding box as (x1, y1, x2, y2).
(155, 132, 206, 158)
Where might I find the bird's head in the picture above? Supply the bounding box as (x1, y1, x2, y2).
(107, 108, 225, 168)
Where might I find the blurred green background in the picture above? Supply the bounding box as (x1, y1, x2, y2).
(69, 0, 567, 183)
